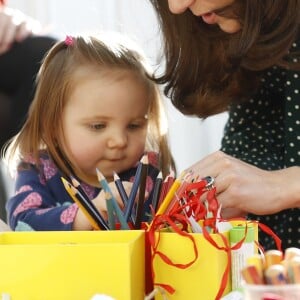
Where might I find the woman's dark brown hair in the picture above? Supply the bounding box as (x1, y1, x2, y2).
(150, 0, 300, 117)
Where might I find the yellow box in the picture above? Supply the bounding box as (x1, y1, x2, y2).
(152, 221, 258, 300)
(0, 230, 145, 300)
(152, 230, 231, 300)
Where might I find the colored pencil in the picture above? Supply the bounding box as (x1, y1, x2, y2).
(113, 171, 128, 206)
(124, 154, 145, 221)
(150, 171, 163, 214)
(96, 169, 129, 230)
(134, 155, 148, 229)
(113, 171, 135, 224)
(155, 171, 185, 216)
(157, 168, 175, 209)
(61, 177, 108, 230)
(165, 178, 189, 215)
(69, 175, 109, 230)
(105, 192, 116, 230)
(70, 175, 90, 200)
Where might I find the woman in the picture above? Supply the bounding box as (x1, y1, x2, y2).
(149, 0, 300, 250)
(0, 0, 56, 220)
(0, 0, 56, 149)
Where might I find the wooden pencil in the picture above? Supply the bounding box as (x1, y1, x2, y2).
(105, 192, 116, 230)
(134, 155, 148, 229)
(61, 177, 108, 230)
(70, 175, 90, 200)
(150, 171, 163, 214)
(154, 171, 186, 216)
(96, 169, 129, 230)
(113, 171, 128, 206)
(70, 175, 109, 230)
(157, 168, 175, 209)
(124, 154, 145, 221)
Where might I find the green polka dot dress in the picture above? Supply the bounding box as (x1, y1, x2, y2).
(221, 40, 300, 250)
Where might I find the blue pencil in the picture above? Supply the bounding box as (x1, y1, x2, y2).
(150, 171, 163, 213)
(134, 155, 148, 229)
(124, 154, 146, 221)
(96, 169, 129, 230)
(113, 171, 128, 205)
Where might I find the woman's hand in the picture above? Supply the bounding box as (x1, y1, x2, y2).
(0, 6, 41, 55)
(186, 151, 300, 217)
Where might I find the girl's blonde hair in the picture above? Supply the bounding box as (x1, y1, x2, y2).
(4, 34, 175, 178)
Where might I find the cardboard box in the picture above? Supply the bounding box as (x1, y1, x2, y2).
(151, 221, 258, 300)
(152, 230, 231, 300)
(0, 230, 144, 300)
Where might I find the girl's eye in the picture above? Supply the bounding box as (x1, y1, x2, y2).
(89, 123, 105, 130)
(128, 122, 147, 130)
(128, 124, 140, 130)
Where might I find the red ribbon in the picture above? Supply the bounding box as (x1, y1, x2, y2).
(148, 212, 198, 294)
(147, 178, 282, 299)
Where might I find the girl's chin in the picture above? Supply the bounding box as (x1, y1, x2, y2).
(77, 172, 101, 187)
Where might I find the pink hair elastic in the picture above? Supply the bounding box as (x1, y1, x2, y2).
(65, 35, 74, 46)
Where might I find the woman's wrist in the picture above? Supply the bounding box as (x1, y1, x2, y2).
(272, 166, 300, 211)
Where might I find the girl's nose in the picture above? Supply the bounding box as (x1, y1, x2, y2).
(107, 131, 127, 148)
(167, 0, 195, 14)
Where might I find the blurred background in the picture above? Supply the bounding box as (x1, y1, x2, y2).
(8, 0, 228, 173)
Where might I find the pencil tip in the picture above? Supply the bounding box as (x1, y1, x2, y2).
(141, 154, 148, 164)
(70, 174, 79, 186)
(113, 171, 120, 180)
(61, 177, 71, 189)
(96, 168, 103, 180)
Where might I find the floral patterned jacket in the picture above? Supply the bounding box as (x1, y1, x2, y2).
(6, 151, 159, 231)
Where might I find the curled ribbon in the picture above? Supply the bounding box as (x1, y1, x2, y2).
(147, 177, 283, 299)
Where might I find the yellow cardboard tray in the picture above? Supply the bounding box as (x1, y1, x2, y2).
(0, 230, 144, 300)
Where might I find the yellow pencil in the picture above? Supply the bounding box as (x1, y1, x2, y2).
(147, 175, 182, 231)
(155, 171, 186, 216)
(61, 177, 102, 230)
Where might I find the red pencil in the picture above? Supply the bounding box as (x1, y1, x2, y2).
(156, 168, 175, 210)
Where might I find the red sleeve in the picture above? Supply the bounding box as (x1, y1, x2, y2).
(0, 0, 5, 6)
